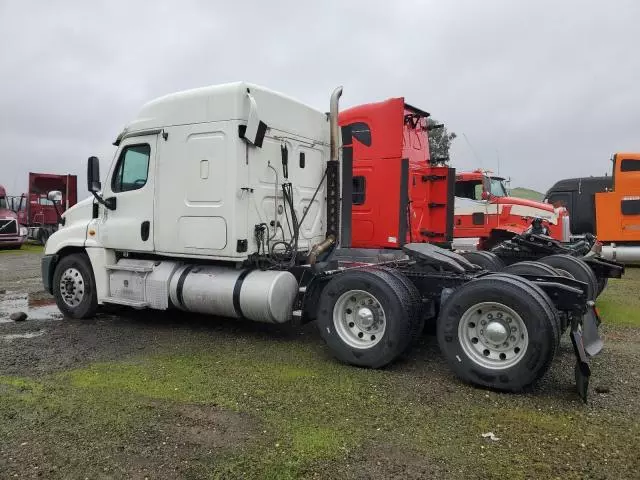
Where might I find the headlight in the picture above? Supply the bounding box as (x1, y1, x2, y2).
(19, 226, 28, 236)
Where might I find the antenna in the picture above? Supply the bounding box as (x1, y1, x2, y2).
(496, 149, 500, 175)
(462, 133, 482, 168)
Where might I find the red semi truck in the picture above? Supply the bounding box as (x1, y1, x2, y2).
(12, 173, 78, 244)
(0, 184, 27, 249)
(339, 97, 454, 250)
(453, 169, 571, 251)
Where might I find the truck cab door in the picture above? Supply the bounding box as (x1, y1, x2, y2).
(454, 181, 489, 236)
(98, 134, 157, 252)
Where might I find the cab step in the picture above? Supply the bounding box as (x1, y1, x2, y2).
(106, 264, 154, 273)
(101, 296, 149, 308)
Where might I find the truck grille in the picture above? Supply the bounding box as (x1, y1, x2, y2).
(0, 219, 18, 235)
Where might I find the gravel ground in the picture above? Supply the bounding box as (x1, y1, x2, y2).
(0, 249, 638, 479)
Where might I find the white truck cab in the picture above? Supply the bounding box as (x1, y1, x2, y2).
(43, 82, 331, 322)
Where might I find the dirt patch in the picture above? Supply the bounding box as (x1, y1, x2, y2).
(323, 444, 447, 480)
(173, 404, 258, 450)
(99, 403, 260, 480)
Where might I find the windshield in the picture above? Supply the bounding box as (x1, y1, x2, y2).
(0, 197, 6, 209)
(486, 177, 508, 197)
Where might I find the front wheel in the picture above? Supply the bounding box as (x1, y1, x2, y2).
(52, 253, 98, 319)
(437, 274, 557, 391)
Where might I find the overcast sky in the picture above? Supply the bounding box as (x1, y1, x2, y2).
(1, 0, 639, 195)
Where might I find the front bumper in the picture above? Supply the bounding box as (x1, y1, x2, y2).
(41, 254, 58, 294)
(0, 235, 26, 247)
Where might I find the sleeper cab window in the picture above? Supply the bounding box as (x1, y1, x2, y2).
(620, 159, 640, 172)
(352, 176, 366, 205)
(112, 144, 151, 193)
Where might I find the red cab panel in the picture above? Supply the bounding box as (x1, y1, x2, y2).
(340, 98, 454, 249)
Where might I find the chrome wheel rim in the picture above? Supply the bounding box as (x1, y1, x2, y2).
(458, 301, 528, 369)
(59, 267, 85, 308)
(333, 290, 386, 349)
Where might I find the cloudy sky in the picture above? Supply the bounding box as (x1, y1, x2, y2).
(1, 0, 638, 195)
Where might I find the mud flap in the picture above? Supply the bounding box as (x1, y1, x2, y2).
(570, 307, 603, 403)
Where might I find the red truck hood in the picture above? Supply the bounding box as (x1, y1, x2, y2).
(493, 196, 554, 212)
(0, 207, 17, 220)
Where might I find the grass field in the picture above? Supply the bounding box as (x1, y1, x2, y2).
(596, 267, 640, 327)
(0, 243, 44, 255)
(0, 253, 638, 479)
(509, 187, 545, 201)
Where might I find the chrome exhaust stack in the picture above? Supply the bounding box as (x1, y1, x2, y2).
(326, 86, 343, 246)
(330, 86, 343, 163)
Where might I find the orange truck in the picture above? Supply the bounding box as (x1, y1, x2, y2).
(545, 153, 640, 264)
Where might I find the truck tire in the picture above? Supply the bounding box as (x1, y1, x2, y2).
(375, 267, 425, 344)
(539, 254, 598, 301)
(460, 251, 505, 272)
(503, 261, 559, 277)
(437, 274, 557, 392)
(483, 272, 563, 342)
(52, 253, 98, 319)
(317, 268, 413, 368)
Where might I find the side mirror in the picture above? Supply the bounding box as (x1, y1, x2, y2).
(47, 190, 62, 203)
(87, 156, 101, 193)
(481, 191, 490, 200)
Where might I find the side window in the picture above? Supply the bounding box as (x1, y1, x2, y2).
(473, 183, 484, 201)
(112, 144, 151, 193)
(621, 159, 640, 172)
(352, 176, 366, 205)
(455, 181, 483, 200)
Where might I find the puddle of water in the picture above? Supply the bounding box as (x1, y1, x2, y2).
(1, 330, 46, 341)
(0, 292, 63, 323)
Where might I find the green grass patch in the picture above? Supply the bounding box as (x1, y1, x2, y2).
(597, 267, 640, 327)
(509, 187, 544, 201)
(0, 242, 43, 254)
(1, 337, 638, 479)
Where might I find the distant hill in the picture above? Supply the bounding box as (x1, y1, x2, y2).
(509, 187, 544, 201)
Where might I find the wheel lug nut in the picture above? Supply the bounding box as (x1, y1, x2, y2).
(510, 336, 516, 341)
(506, 317, 512, 323)
(510, 326, 516, 332)
(503, 342, 509, 347)
(480, 320, 486, 326)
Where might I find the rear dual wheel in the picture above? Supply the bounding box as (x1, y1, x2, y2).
(437, 274, 557, 391)
(460, 251, 505, 272)
(317, 268, 422, 368)
(539, 254, 598, 301)
(503, 261, 566, 335)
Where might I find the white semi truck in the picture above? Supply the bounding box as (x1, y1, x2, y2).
(41, 82, 603, 400)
